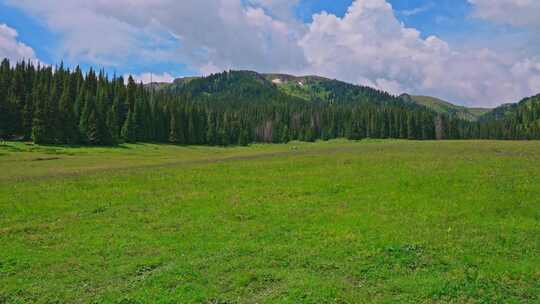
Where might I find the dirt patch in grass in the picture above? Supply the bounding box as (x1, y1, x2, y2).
(31, 157, 61, 162)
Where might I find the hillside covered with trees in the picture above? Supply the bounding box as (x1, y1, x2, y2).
(1, 58, 540, 146)
(399, 94, 490, 122)
(475, 93, 540, 139)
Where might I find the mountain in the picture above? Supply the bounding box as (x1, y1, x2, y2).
(400, 94, 490, 121)
(143, 70, 445, 141)
(481, 93, 540, 133)
(146, 69, 540, 139)
(478, 103, 516, 122)
(156, 72, 490, 120)
(155, 71, 418, 108)
(480, 94, 540, 122)
(262, 73, 400, 105)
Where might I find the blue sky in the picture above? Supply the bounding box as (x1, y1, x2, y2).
(1, 0, 539, 107)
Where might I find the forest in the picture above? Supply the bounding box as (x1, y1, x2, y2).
(1, 58, 540, 146)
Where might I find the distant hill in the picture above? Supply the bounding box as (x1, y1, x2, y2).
(154, 71, 419, 108)
(262, 73, 401, 105)
(400, 94, 490, 121)
(147, 70, 540, 140)
(479, 103, 520, 122)
(145, 76, 201, 92)
(153, 72, 492, 121)
(149, 71, 540, 132)
(478, 93, 540, 136)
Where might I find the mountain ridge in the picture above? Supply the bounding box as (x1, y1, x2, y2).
(148, 71, 494, 120)
(400, 94, 491, 121)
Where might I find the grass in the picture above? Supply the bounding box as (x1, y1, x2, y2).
(1, 140, 539, 303)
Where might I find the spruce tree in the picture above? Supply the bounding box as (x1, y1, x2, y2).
(169, 113, 180, 143)
(106, 105, 120, 144)
(95, 86, 114, 145)
(79, 92, 101, 144)
(121, 111, 137, 143)
(85, 109, 100, 145)
(58, 77, 79, 144)
(31, 85, 50, 144)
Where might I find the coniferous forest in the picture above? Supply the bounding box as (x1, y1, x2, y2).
(1, 58, 540, 146)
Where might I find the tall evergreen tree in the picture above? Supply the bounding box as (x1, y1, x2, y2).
(58, 76, 79, 144)
(31, 84, 51, 144)
(121, 110, 137, 143)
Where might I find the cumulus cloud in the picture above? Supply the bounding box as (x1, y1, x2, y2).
(300, 0, 449, 95)
(4, 1, 179, 66)
(5, 0, 540, 106)
(6, 0, 306, 73)
(0, 23, 38, 64)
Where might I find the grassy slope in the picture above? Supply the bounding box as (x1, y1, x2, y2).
(1, 140, 539, 303)
(263, 74, 332, 102)
(265, 74, 493, 119)
(410, 95, 491, 121)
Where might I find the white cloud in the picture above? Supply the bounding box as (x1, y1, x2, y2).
(7, 0, 306, 73)
(400, 3, 433, 17)
(247, 0, 301, 21)
(128, 72, 175, 84)
(468, 0, 540, 28)
(0, 23, 38, 64)
(299, 0, 449, 94)
(4, 1, 177, 66)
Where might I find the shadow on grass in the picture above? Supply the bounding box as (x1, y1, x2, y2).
(0, 141, 136, 157)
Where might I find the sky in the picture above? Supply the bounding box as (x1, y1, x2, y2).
(1, 0, 539, 107)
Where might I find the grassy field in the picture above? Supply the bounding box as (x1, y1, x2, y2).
(1, 140, 539, 303)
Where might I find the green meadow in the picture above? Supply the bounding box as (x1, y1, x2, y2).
(1, 140, 539, 303)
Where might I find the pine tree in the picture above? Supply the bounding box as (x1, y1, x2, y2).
(169, 113, 180, 143)
(95, 86, 114, 145)
(85, 109, 100, 145)
(407, 114, 416, 140)
(121, 110, 137, 143)
(58, 77, 79, 144)
(0, 97, 6, 140)
(106, 104, 120, 144)
(280, 125, 290, 143)
(31, 85, 50, 144)
(79, 92, 102, 144)
(206, 112, 218, 145)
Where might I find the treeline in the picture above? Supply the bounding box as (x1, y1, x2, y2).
(0, 58, 539, 146)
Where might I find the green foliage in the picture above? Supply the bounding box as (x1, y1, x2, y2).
(31, 84, 52, 144)
(58, 76, 79, 144)
(121, 110, 138, 143)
